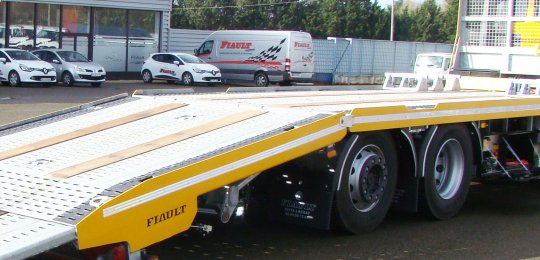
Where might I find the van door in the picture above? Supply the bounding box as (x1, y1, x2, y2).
(289, 32, 314, 82)
(196, 40, 214, 61)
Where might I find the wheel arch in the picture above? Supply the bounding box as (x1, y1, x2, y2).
(253, 68, 269, 79)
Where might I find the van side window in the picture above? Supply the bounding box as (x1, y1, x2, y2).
(198, 40, 213, 55)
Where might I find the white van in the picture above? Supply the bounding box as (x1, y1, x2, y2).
(195, 30, 314, 87)
(414, 52, 452, 76)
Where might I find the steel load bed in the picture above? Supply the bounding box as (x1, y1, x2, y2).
(1, 85, 540, 259)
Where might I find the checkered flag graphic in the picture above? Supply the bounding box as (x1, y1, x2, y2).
(246, 38, 286, 62)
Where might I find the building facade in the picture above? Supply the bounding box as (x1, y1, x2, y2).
(0, 0, 172, 75)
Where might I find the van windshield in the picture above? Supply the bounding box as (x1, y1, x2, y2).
(416, 56, 444, 68)
(177, 54, 205, 64)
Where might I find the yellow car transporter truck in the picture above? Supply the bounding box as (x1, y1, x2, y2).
(2, 82, 540, 259)
(2, 0, 540, 258)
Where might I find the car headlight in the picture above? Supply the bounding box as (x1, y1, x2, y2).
(19, 64, 32, 72)
(76, 66, 85, 73)
(192, 67, 204, 73)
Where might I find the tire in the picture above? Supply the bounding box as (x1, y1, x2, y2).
(279, 80, 292, 86)
(334, 132, 398, 233)
(8, 71, 20, 87)
(419, 124, 473, 220)
(142, 70, 153, 84)
(62, 72, 74, 87)
(255, 72, 269, 87)
(182, 72, 194, 86)
(91, 82, 102, 87)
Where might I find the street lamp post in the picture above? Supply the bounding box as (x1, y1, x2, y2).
(390, 0, 395, 41)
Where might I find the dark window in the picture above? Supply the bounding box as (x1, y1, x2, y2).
(0, 51, 9, 61)
(197, 40, 213, 55)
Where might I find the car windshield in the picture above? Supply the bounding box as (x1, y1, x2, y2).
(57, 51, 89, 62)
(416, 56, 444, 68)
(177, 54, 204, 64)
(5, 50, 39, 61)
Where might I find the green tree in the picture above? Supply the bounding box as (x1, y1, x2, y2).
(440, 0, 459, 43)
(412, 0, 442, 42)
(344, 0, 373, 38)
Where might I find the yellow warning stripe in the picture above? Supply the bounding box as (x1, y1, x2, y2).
(349, 98, 540, 132)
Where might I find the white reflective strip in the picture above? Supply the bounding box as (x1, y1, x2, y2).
(102, 124, 344, 218)
(353, 104, 540, 124)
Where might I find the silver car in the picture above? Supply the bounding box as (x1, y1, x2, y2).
(32, 49, 106, 87)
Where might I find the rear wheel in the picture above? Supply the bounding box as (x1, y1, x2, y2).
(419, 124, 473, 220)
(182, 72, 194, 86)
(8, 71, 20, 87)
(142, 70, 153, 83)
(334, 132, 398, 233)
(255, 72, 269, 87)
(62, 72, 74, 87)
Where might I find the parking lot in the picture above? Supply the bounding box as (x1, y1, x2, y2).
(3, 82, 540, 259)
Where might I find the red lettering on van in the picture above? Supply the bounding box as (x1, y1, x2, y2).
(294, 42, 311, 48)
(220, 40, 253, 50)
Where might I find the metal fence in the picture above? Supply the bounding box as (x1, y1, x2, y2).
(165, 29, 453, 84)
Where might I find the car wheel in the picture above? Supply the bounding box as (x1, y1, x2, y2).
(255, 72, 269, 87)
(91, 82, 102, 87)
(62, 72, 74, 87)
(182, 72, 194, 86)
(142, 70, 153, 84)
(8, 71, 21, 87)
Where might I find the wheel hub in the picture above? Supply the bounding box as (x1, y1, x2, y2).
(359, 154, 387, 203)
(349, 146, 388, 212)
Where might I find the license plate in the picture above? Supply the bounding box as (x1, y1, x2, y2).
(91, 73, 100, 77)
(40, 78, 53, 82)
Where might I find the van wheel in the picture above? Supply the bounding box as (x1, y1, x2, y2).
(142, 70, 153, 83)
(8, 71, 21, 87)
(255, 72, 269, 87)
(182, 72, 194, 86)
(334, 132, 398, 233)
(279, 80, 292, 86)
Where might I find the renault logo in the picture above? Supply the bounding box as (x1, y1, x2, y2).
(42, 68, 48, 74)
(212, 70, 217, 76)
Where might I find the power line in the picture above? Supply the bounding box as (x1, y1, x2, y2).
(176, 0, 311, 10)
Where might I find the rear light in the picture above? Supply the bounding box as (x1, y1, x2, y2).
(113, 244, 128, 260)
(285, 58, 290, 72)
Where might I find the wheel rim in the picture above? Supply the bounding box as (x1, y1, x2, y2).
(9, 73, 18, 86)
(256, 75, 267, 87)
(183, 74, 192, 85)
(143, 71, 151, 82)
(63, 74, 71, 85)
(433, 139, 464, 199)
(348, 145, 388, 212)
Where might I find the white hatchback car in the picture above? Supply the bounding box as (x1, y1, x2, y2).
(141, 53, 221, 85)
(0, 49, 56, 87)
